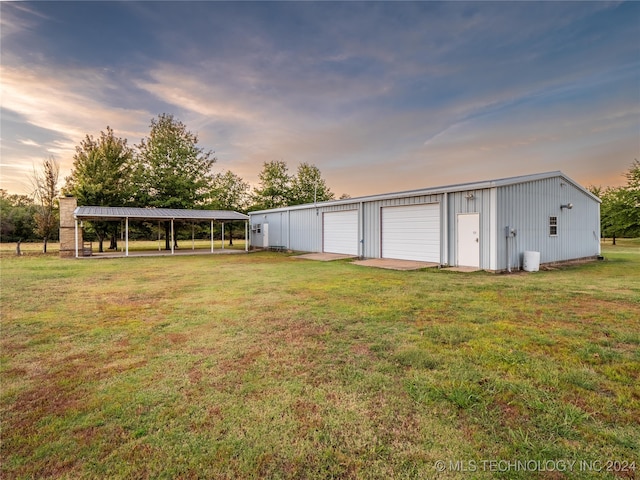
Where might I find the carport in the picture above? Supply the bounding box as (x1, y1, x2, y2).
(72, 206, 249, 258)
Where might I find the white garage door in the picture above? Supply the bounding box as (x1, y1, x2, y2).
(323, 210, 359, 255)
(382, 204, 440, 262)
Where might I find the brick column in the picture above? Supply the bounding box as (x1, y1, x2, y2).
(59, 197, 81, 257)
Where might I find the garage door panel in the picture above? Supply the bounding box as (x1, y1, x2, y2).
(382, 204, 440, 262)
(323, 210, 358, 255)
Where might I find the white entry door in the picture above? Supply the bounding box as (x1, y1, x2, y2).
(262, 223, 269, 248)
(457, 213, 480, 268)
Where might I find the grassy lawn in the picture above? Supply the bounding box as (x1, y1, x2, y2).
(1, 240, 638, 479)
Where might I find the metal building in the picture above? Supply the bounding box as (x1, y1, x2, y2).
(249, 171, 601, 272)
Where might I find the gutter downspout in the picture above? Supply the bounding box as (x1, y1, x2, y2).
(442, 193, 448, 267)
(506, 227, 511, 273)
(360, 201, 364, 259)
(75, 218, 79, 258)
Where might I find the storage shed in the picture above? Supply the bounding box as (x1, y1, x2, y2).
(249, 171, 601, 272)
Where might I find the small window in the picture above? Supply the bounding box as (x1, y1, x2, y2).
(549, 216, 558, 236)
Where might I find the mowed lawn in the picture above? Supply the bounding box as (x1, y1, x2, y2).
(1, 241, 638, 479)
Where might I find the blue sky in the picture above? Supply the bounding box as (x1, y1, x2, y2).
(1, 1, 638, 198)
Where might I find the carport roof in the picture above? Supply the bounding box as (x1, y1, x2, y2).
(74, 206, 249, 222)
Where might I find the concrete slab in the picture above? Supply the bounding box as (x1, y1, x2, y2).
(352, 258, 439, 271)
(294, 253, 357, 262)
(445, 266, 482, 273)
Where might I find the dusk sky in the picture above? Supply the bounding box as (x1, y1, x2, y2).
(1, 1, 638, 198)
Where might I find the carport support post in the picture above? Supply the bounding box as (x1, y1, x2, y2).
(171, 219, 174, 255)
(211, 220, 214, 253)
(158, 221, 161, 251)
(125, 217, 129, 257)
(221, 222, 225, 250)
(75, 219, 79, 258)
(192, 223, 195, 250)
(245, 220, 248, 252)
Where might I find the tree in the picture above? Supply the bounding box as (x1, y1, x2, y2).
(63, 126, 135, 252)
(136, 114, 217, 249)
(620, 159, 640, 236)
(251, 160, 335, 210)
(0, 190, 37, 242)
(31, 156, 59, 253)
(289, 162, 334, 205)
(252, 160, 292, 210)
(209, 170, 251, 246)
(594, 160, 640, 243)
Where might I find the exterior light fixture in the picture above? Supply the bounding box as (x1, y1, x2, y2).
(560, 203, 573, 210)
(465, 192, 475, 200)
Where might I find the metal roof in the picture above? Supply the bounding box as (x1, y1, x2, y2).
(74, 206, 249, 221)
(249, 171, 600, 215)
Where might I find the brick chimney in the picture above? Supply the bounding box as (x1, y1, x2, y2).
(59, 196, 81, 257)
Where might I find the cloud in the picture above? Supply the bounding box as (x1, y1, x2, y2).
(0, 3, 51, 40)
(0, 62, 153, 193)
(18, 139, 40, 147)
(136, 65, 261, 124)
(1, 1, 637, 197)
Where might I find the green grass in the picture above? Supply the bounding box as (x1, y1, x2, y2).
(1, 240, 639, 479)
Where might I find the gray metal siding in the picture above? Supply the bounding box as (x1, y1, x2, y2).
(249, 173, 600, 270)
(289, 209, 321, 252)
(446, 189, 493, 269)
(496, 177, 600, 270)
(250, 211, 289, 248)
(251, 203, 360, 252)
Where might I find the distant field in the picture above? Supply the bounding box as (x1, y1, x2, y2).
(1, 239, 246, 256)
(1, 240, 638, 479)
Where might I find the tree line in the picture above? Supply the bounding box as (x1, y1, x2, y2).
(1, 114, 341, 252)
(589, 160, 640, 244)
(2, 114, 637, 251)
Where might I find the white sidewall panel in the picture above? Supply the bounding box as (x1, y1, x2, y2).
(323, 210, 359, 255)
(382, 204, 440, 262)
